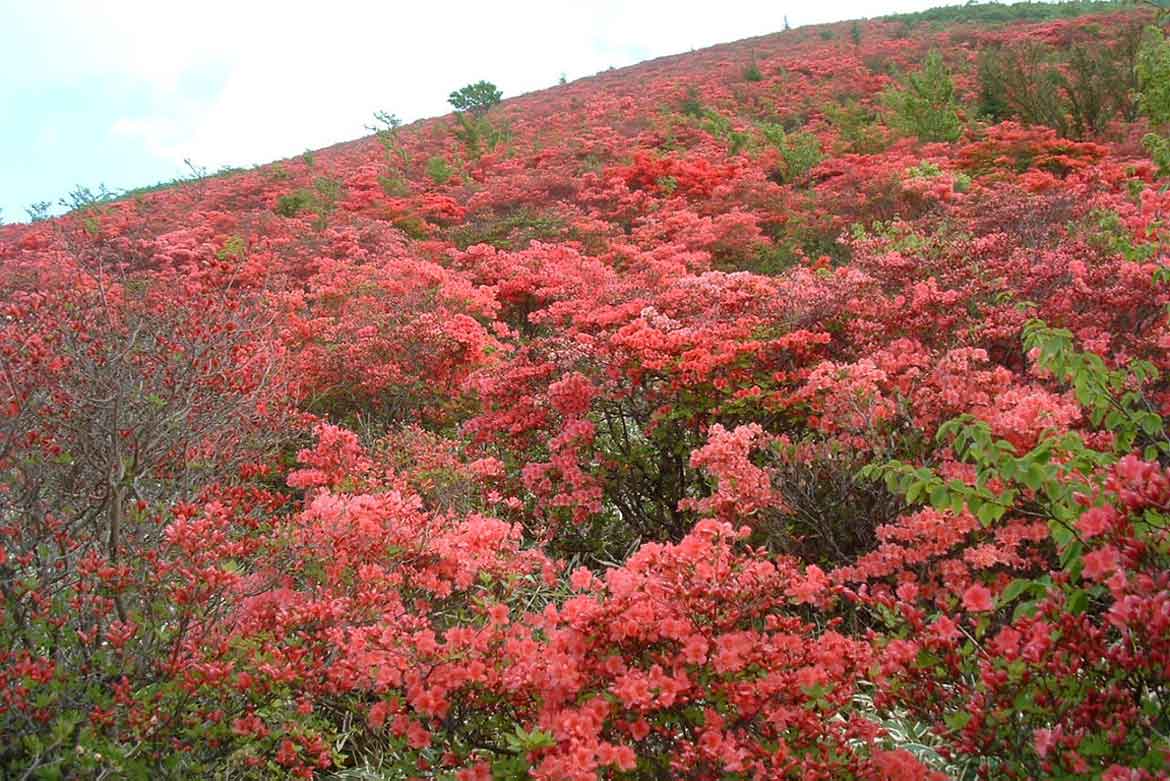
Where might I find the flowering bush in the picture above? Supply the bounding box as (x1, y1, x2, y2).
(3, 5, 1170, 779)
(856, 322, 1170, 778)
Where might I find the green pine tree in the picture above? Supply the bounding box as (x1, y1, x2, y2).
(883, 49, 964, 143)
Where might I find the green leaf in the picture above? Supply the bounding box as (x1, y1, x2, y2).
(967, 496, 983, 517)
(976, 502, 1004, 526)
(1139, 412, 1165, 437)
(943, 711, 972, 731)
(1020, 462, 1047, 491)
(1049, 521, 1073, 553)
(1060, 540, 1084, 569)
(1000, 578, 1037, 605)
(1012, 599, 1040, 621)
(1079, 733, 1110, 757)
(929, 484, 950, 510)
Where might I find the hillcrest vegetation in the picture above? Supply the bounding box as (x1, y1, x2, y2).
(3, 2, 1170, 779)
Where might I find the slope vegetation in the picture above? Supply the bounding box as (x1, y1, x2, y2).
(2, 4, 1170, 779)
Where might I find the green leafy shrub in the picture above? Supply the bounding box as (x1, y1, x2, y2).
(274, 177, 344, 228)
(883, 1, 1127, 26)
(393, 214, 431, 239)
(1080, 207, 1161, 261)
(446, 82, 508, 158)
(455, 114, 511, 158)
(679, 86, 705, 118)
(862, 321, 1170, 777)
(759, 122, 823, 183)
(825, 98, 888, 153)
(274, 190, 314, 217)
(698, 108, 750, 155)
(426, 155, 454, 184)
(369, 110, 410, 168)
(448, 80, 503, 114)
(905, 161, 943, 179)
(26, 201, 52, 222)
(1138, 25, 1170, 176)
(447, 208, 566, 250)
(379, 173, 410, 197)
(882, 49, 964, 142)
(977, 31, 1141, 138)
(265, 163, 292, 181)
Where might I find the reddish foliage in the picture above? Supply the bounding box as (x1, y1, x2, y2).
(2, 6, 1169, 779)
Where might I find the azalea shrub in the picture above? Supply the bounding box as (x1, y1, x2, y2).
(854, 321, 1170, 778)
(3, 4, 1170, 780)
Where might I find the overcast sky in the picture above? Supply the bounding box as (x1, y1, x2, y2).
(1, 0, 965, 222)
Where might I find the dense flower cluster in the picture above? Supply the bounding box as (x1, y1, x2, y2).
(2, 5, 1170, 779)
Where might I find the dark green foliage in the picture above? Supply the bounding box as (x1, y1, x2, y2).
(446, 83, 508, 159)
(882, 49, 964, 142)
(977, 31, 1141, 138)
(1138, 27, 1170, 125)
(588, 403, 706, 546)
(975, 50, 1017, 123)
(393, 214, 431, 240)
(59, 183, 117, 213)
(379, 173, 410, 197)
(739, 242, 803, 275)
(1058, 38, 1136, 136)
(743, 61, 763, 82)
(1080, 208, 1161, 261)
(26, 201, 52, 223)
(761, 211, 851, 269)
(369, 111, 410, 167)
(697, 109, 750, 156)
(883, 1, 1127, 26)
(680, 86, 705, 118)
(79, 161, 248, 207)
(274, 177, 344, 228)
(453, 113, 511, 159)
(265, 163, 292, 182)
(862, 53, 895, 76)
(448, 80, 503, 114)
(1138, 25, 1170, 175)
(748, 440, 908, 564)
(426, 155, 454, 184)
(312, 175, 342, 204)
(274, 190, 313, 217)
(759, 122, 823, 183)
(447, 208, 566, 250)
(826, 98, 888, 154)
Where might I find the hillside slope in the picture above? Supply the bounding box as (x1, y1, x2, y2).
(2, 4, 1170, 779)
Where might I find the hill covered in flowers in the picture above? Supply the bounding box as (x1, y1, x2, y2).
(3, 3, 1170, 778)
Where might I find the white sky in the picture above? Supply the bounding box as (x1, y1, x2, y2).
(2, 0, 961, 216)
